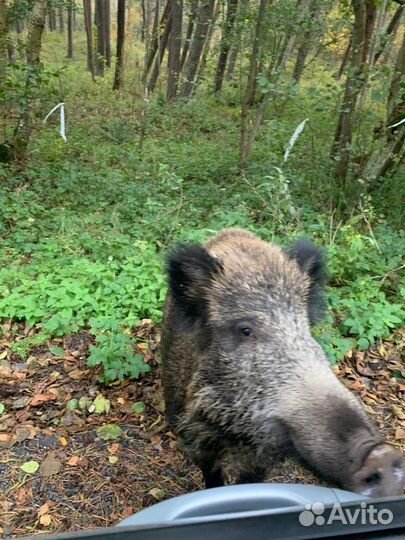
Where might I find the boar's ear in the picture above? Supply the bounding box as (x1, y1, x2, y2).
(166, 244, 223, 320)
(287, 239, 327, 325)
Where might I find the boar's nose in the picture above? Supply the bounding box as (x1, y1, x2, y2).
(355, 444, 405, 497)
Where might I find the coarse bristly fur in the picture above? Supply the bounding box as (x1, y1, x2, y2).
(160, 228, 405, 496)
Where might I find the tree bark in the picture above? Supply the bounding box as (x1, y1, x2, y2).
(195, 0, 219, 89)
(374, 3, 404, 63)
(104, 0, 111, 68)
(180, 0, 215, 98)
(239, 0, 268, 168)
(67, 0, 74, 58)
(58, 5, 65, 33)
(12, 0, 48, 161)
(292, 0, 319, 83)
(143, 0, 171, 83)
(83, 0, 95, 78)
(332, 0, 369, 186)
(113, 0, 126, 90)
(180, 0, 198, 71)
(167, 0, 183, 101)
(214, 0, 238, 92)
(148, 5, 172, 92)
(95, 0, 106, 76)
(387, 26, 405, 128)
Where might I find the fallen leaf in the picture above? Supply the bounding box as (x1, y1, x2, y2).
(148, 488, 165, 500)
(108, 443, 119, 454)
(67, 456, 80, 466)
(39, 514, 52, 527)
(96, 424, 122, 441)
(0, 433, 12, 447)
(68, 369, 85, 380)
(21, 460, 40, 474)
(14, 425, 38, 443)
(67, 399, 79, 411)
(30, 393, 55, 407)
(92, 394, 111, 414)
(392, 405, 405, 419)
(49, 346, 64, 357)
(108, 456, 118, 464)
(395, 427, 405, 440)
(40, 453, 62, 477)
(59, 436, 68, 446)
(0, 351, 7, 360)
(132, 402, 144, 414)
(38, 503, 50, 517)
(0, 403, 5, 415)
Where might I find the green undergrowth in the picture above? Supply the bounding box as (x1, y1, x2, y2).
(1, 34, 404, 382)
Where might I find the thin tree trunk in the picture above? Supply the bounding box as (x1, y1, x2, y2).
(195, 0, 219, 89)
(67, 1, 74, 58)
(148, 6, 172, 92)
(239, 0, 268, 168)
(367, 0, 387, 67)
(332, 0, 368, 186)
(337, 38, 351, 79)
(83, 0, 95, 78)
(167, 0, 183, 101)
(387, 26, 405, 128)
(58, 5, 65, 33)
(141, 0, 147, 41)
(374, 3, 404, 63)
(180, 0, 198, 71)
(113, 0, 126, 90)
(143, 0, 170, 83)
(48, 4, 56, 31)
(180, 0, 215, 98)
(214, 0, 238, 92)
(225, 41, 238, 80)
(95, 0, 106, 76)
(293, 0, 319, 83)
(12, 0, 48, 162)
(105, 0, 111, 68)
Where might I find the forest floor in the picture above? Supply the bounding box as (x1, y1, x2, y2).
(0, 322, 404, 537)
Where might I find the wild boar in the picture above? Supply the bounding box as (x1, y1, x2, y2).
(160, 228, 405, 497)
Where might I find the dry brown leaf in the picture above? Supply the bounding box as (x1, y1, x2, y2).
(395, 427, 405, 440)
(14, 425, 38, 443)
(392, 405, 405, 419)
(108, 443, 119, 454)
(67, 368, 85, 380)
(40, 453, 62, 477)
(0, 433, 11, 446)
(38, 503, 50, 517)
(39, 514, 52, 527)
(59, 436, 68, 446)
(30, 393, 55, 407)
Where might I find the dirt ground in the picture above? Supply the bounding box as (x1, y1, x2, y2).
(0, 321, 404, 537)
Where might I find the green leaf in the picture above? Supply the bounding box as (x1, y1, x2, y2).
(96, 424, 122, 441)
(132, 401, 145, 414)
(21, 460, 40, 474)
(49, 345, 65, 357)
(0, 403, 5, 415)
(92, 394, 111, 414)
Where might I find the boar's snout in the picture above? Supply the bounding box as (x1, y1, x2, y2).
(351, 444, 405, 497)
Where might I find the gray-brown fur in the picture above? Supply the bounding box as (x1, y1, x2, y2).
(161, 228, 405, 496)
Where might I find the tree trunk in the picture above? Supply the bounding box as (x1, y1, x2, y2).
(113, 0, 126, 90)
(141, 0, 147, 41)
(195, 0, 219, 89)
(214, 0, 238, 92)
(239, 0, 268, 168)
(148, 5, 172, 92)
(67, 1, 74, 58)
(387, 26, 405, 128)
(104, 0, 111, 68)
(337, 38, 351, 79)
(374, 3, 404, 63)
(12, 0, 48, 162)
(83, 0, 95, 78)
(143, 0, 171, 83)
(58, 5, 65, 33)
(48, 4, 56, 31)
(332, 0, 369, 186)
(292, 0, 319, 83)
(95, 0, 106, 76)
(225, 41, 238, 80)
(180, 0, 215, 98)
(167, 0, 183, 101)
(180, 0, 198, 71)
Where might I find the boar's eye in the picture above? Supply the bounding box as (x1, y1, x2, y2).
(363, 472, 381, 485)
(241, 327, 252, 337)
